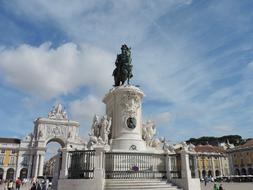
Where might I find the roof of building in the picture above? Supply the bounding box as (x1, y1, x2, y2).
(0, 137, 21, 144)
(195, 144, 226, 154)
(239, 139, 253, 148)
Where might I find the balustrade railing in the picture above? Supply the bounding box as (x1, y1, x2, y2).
(169, 154, 181, 178)
(105, 152, 166, 179)
(68, 150, 95, 179)
(189, 154, 196, 178)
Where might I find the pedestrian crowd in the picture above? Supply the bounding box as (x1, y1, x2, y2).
(204, 176, 225, 190)
(1, 177, 49, 190)
(2, 177, 22, 190)
(213, 183, 224, 190)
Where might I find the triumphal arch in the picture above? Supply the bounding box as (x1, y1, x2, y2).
(18, 104, 84, 179)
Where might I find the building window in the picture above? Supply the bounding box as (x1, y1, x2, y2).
(0, 156, 4, 164)
(22, 155, 29, 166)
(9, 156, 15, 166)
(11, 150, 16, 154)
(1, 149, 5, 154)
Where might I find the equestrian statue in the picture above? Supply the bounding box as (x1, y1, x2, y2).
(113, 44, 133, 86)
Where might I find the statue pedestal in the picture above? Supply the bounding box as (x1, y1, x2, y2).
(103, 85, 146, 152)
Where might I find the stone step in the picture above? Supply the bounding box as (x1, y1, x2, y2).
(105, 179, 168, 184)
(105, 188, 180, 190)
(106, 184, 173, 187)
(105, 187, 181, 190)
(104, 179, 182, 190)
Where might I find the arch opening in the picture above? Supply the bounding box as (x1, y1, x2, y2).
(46, 138, 65, 148)
(248, 168, 253, 175)
(20, 168, 28, 180)
(6, 168, 14, 180)
(234, 169, 240, 175)
(43, 141, 62, 178)
(0, 168, 4, 180)
(241, 168, 247, 175)
(202, 170, 206, 178)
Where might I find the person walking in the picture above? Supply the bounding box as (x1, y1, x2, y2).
(30, 183, 36, 190)
(15, 178, 22, 190)
(219, 184, 224, 190)
(204, 176, 208, 186)
(7, 180, 14, 190)
(213, 183, 219, 190)
(4, 180, 8, 190)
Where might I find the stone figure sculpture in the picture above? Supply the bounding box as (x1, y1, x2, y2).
(100, 116, 112, 144)
(88, 115, 112, 148)
(113, 44, 133, 86)
(161, 137, 175, 153)
(91, 115, 100, 137)
(48, 103, 68, 119)
(24, 133, 33, 141)
(181, 141, 195, 152)
(142, 120, 160, 147)
(188, 143, 195, 152)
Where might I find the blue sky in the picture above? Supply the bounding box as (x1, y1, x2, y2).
(0, 0, 253, 143)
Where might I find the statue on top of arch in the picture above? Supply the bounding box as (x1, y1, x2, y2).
(48, 103, 68, 119)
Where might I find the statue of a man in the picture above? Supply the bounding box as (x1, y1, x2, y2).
(113, 44, 133, 86)
(91, 115, 100, 137)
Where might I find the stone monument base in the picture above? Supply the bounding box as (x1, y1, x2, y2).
(110, 137, 146, 152)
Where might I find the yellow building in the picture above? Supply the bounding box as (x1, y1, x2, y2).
(227, 139, 253, 175)
(0, 138, 20, 180)
(43, 155, 57, 177)
(194, 145, 229, 179)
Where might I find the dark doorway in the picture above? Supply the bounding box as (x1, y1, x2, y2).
(6, 168, 14, 180)
(20, 168, 28, 179)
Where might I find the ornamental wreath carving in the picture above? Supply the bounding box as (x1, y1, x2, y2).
(120, 91, 140, 118)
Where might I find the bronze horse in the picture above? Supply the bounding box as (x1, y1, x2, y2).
(113, 44, 133, 86)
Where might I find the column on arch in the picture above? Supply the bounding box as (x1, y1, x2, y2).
(32, 154, 39, 178)
(38, 153, 45, 176)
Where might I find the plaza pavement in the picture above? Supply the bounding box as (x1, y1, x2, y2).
(201, 182, 253, 190)
(0, 183, 32, 190)
(1, 182, 253, 190)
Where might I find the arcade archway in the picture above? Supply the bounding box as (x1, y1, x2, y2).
(241, 168, 247, 175)
(202, 170, 206, 178)
(215, 170, 220, 176)
(20, 168, 28, 179)
(248, 168, 253, 175)
(6, 168, 14, 180)
(0, 168, 4, 180)
(234, 168, 240, 175)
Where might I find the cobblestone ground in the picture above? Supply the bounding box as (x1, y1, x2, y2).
(201, 182, 253, 190)
(1, 182, 253, 190)
(0, 183, 53, 190)
(0, 183, 32, 190)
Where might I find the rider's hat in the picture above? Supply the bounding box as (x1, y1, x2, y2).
(121, 44, 128, 50)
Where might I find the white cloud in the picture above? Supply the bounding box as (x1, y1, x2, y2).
(151, 111, 172, 125)
(0, 43, 114, 99)
(214, 124, 234, 133)
(1, 0, 253, 141)
(69, 95, 105, 132)
(6, 0, 192, 48)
